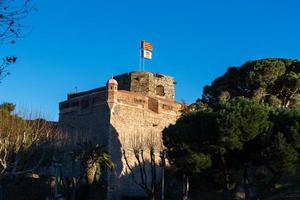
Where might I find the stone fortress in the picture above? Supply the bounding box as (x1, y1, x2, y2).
(58, 71, 183, 199)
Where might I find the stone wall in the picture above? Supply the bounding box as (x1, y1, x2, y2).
(147, 73, 175, 100)
(59, 91, 111, 146)
(109, 95, 179, 199)
(114, 72, 175, 100)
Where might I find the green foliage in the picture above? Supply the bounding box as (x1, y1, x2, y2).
(269, 109, 300, 150)
(163, 96, 300, 198)
(217, 97, 271, 151)
(71, 141, 115, 171)
(70, 141, 115, 183)
(180, 100, 208, 116)
(163, 97, 270, 174)
(163, 58, 300, 198)
(263, 109, 300, 173)
(203, 58, 300, 109)
(163, 109, 217, 175)
(0, 102, 16, 114)
(264, 133, 298, 173)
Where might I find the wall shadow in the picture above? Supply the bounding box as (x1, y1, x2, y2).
(108, 124, 165, 200)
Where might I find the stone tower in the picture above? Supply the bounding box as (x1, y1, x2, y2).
(58, 71, 182, 199)
(107, 77, 118, 108)
(113, 72, 175, 100)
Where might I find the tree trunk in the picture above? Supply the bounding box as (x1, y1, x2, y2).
(150, 148, 156, 200)
(182, 174, 189, 200)
(220, 154, 231, 200)
(86, 163, 97, 184)
(258, 171, 283, 199)
(0, 183, 6, 200)
(243, 164, 251, 200)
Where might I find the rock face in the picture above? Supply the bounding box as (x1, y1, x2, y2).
(59, 71, 182, 199)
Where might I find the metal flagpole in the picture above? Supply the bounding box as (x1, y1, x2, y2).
(139, 47, 142, 71)
(140, 41, 144, 71)
(142, 55, 145, 71)
(141, 41, 145, 72)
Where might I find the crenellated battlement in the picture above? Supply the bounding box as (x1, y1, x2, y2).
(59, 89, 181, 115)
(115, 90, 181, 114)
(59, 71, 181, 115)
(114, 71, 175, 100)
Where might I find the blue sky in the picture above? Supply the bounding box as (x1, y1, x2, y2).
(1, 0, 300, 120)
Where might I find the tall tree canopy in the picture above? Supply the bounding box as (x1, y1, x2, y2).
(164, 58, 300, 199)
(202, 58, 300, 108)
(0, 102, 61, 179)
(163, 98, 300, 199)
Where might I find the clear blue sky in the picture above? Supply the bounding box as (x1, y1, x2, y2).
(1, 0, 300, 120)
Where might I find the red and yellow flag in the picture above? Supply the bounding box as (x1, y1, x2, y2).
(141, 40, 153, 50)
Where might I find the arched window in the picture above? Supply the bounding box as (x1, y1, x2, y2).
(155, 85, 165, 96)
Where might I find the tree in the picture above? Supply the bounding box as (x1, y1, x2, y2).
(0, 0, 34, 82)
(0, 102, 63, 198)
(163, 97, 273, 199)
(0, 102, 61, 177)
(0, 56, 16, 82)
(256, 108, 300, 198)
(0, 0, 33, 44)
(164, 96, 300, 199)
(62, 141, 115, 200)
(163, 58, 300, 199)
(70, 141, 115, 185)
(202, 58, 300, 108)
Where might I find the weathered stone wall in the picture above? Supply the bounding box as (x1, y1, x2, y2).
(148, 96, 159, 113)
(59, 91, 111, 146)
(147, 73, 175, 100)
(107, 90, 181, 199)
(114, 72, 175, 100)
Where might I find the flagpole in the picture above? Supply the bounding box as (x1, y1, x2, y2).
(140, 41, 144, 71)
(142, 56, 145, 71)
(140, 40, 152, 72)
(139, 48, 142, 71)
(140, 46, 145, 71)
(142, 43, 145, 72)
(142, 40, 144, 71)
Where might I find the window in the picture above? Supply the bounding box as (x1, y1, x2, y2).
(155, 85, 165, 96)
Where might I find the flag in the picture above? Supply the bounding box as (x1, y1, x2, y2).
(142, 49, 152, 59)
(141, 40, 153, 50)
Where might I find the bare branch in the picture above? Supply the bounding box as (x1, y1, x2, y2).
(0, 0, 34, 44)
